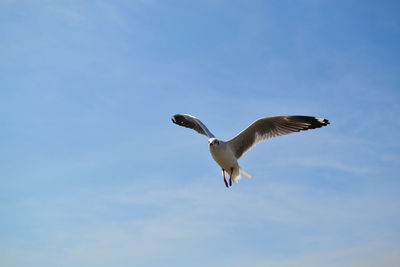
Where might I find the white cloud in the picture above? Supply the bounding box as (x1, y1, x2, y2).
(295, 157, 372, 174)
(43, 4, 84, 23)
(1, 171, 399, 267)
(220, 241, 400, 267)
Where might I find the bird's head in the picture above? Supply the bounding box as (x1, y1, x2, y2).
(208, 138, 220, 147)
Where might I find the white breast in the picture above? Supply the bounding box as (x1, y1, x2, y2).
(209, 142, 238, 171)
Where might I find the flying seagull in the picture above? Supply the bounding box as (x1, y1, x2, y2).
(171, 114, 329, 188)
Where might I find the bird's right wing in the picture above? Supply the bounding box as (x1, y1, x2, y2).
(228, 116, 329, 159)
(171, 114, 215, 138)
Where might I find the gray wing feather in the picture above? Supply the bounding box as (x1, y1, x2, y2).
(171, 114, 215, 138)
(228, 116, 329, 159)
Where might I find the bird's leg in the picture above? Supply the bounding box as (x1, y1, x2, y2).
(229, 167, 233, 186)
(222, 169, 228, 188)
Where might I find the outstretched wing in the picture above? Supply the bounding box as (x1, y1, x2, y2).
(228, 116, 329, 159)
(171, 114, 215, 138)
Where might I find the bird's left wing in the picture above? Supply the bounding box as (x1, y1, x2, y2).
(228, 116, 329, 159)
(171, 114, 215, 138)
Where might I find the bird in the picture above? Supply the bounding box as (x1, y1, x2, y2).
(171, 114, 329, 188)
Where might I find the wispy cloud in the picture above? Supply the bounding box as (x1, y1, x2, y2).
(43, 4, 85, 23)
(294, 157, 372, 174)
(4, 172, 398, 266)
(219, 241, 400, 267)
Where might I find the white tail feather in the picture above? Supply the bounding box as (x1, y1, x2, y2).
(220, 167, 251, 184)
(240, 167, 252, 178)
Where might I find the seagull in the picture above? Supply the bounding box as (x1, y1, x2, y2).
(171, 114, 329, 188)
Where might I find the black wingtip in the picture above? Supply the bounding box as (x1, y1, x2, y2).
(313, 117, 330, 127)
(171, 114, 184, 125)
(171, 114, 193, 128)
(172, 114, 186, 124)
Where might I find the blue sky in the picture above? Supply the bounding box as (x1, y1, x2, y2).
(1, 0, 400, 266)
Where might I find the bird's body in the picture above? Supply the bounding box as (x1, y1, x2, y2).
(209, 139, 236, 172)
(172, 114, 329, 188)
(208, 138, 250, 186)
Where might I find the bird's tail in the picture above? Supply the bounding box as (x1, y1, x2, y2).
(221, 167, 252, 184)
(239, 167, 252, 179)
